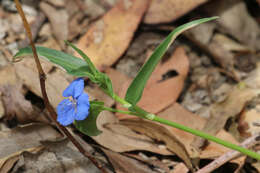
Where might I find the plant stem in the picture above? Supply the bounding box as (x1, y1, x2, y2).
(101, 106, 138, 116)
(111, 94, 260, 160)
(153, 116, 260, 160)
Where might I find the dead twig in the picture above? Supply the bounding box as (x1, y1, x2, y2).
(14, 1, 108, 172)
(196, 133, 260, 173)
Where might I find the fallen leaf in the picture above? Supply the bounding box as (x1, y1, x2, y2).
(0, 155, 19, 173)
(172, 163, 189, 173)
(0, 124, 61, 171)
(14, 58, 70, 107)
(192, 86, 259, 150)
(204, 0, 260, 50)
(144, 0, 207, 24)
(105, 68, 130, 95)
(0, 65, 49, 124)
(157, 103, 206, 157)
(13, 139, 100, 173)
(44, 0, 65, 7)
(200, 130, 246, 167)
(208, 35, 235, 73)
(125, 153, 171, 172)
(92, 111, 171, 155)
(0, 84, 49, 124)
(103, 149, 157, 173)
(77, 0, 150, 69)
(244, 62, 260, 89)
(0, 65, 17, 86)
(252, 161, 260, 173)
(85, 85, 115, 107)
(121, 118, 194, 171)
(237, 97, 260, 138)
(40, 1, 68, 49)
(213, 34, 251, 52)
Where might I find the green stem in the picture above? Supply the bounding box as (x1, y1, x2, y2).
(153, 116, 260, 160)
(110, 94, 260, 160)
(101, 106, 139, 116)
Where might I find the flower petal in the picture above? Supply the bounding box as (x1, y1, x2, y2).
(57, 99, 75, 126)
(63, 78, 84, 99)
(75, 93, 90, 120)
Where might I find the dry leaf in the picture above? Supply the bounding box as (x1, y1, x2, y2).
(1, 84, 49, 124)
(157, 103, 206, 157)
(14, 58, 70, 107)
(244, 62, 260, 89)
(40, 1, 68, 49)
(105, 68, 130, 95)
(0, 65, 49, 124)
(237, 96, 260, 138)
(144, 0, 207, 24)
(192, 86, 259, 150)
(208, 36, 235, 72)
(86, 85, 115, 107)
(125, 153, 171, 172)
(92, 111, 171, 155)
(0, 124, 61, 171)
(213, 34, 251, 52)
(12, 139, 99, 173)
(44, 0, 65, 7)
(200, 130, 246, 167)
(0, 155, 19, 173)
(121, 118, 194, 171)
(172, 163, 189, 173)
(77, 0, 150, 69)
(0, 65, 17, 85)
(204, 0, 260, 50)
(103, 149, 157, 173)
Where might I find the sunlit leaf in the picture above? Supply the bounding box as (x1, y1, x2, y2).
(125, 17, 218, 105)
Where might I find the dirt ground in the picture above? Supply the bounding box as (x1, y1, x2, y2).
(1, 0, 260, 172)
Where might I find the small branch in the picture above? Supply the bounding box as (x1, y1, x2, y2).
(196, 133, 260, 173)
(14, 1, 108, 173)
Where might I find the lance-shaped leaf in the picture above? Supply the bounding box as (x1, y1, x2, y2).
(74, 101, 104, 136)
(125, 17, 218, 105)
(65, 41, 114, 97)
(13, 46, 92, 76)
(65, 41, 98, 76)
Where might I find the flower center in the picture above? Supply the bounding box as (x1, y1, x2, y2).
(68, 96, 77, 108)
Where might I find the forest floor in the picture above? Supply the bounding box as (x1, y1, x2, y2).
(1, 0, 260, 172)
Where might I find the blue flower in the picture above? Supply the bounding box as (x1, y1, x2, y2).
(57, 78, 90, 126)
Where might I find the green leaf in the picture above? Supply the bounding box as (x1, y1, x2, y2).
(65, 41, 98, 76)
(125, 17, 218, 105)
(13, 46, 92, 76)
(96, 73, 114, 98)
(68, 66, 97, 83)
(74, 101, 104, 136)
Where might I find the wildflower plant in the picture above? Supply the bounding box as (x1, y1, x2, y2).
(14, 17, 260, 160)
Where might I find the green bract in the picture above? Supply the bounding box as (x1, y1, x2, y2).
(75, 101, 104, 136)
